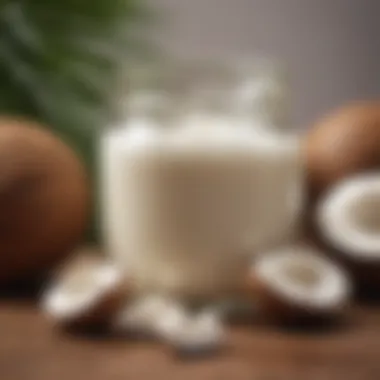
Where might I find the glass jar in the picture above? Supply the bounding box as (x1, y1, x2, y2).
(100, 56, 303, 299)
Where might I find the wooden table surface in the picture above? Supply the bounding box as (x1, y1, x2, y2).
(0, 290, 379, 380)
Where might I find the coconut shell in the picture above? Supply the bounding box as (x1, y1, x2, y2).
(305, 101, 380, 203)
(244, 268, 348, 325)
(62, 285, 126, 332)
(311, 230, 380, 294)
(0, 118, 89, 283)
(303, 101, 380, 275)
(44, 248, 128, 331)
(243, 246, 352, 325)
(308, 202, 380, 293)
(305, 169, 380, 293)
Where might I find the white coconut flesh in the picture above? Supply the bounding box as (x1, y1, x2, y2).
(42, 263, 122, 321)
(255, 249, 350, 311)
(113, 295, 184, 336)
(114, 295, 224, 351)
(172, 310, 225, 352)
(318, 174, 380, 260)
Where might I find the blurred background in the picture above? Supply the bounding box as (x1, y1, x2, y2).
(149, 0, 380, 127)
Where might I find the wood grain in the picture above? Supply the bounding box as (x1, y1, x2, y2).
(0, 297, 379, 380)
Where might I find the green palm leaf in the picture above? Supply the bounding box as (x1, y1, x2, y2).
(0, 0, 153, 242)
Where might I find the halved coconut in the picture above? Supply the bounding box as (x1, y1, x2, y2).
(317, 173, 380, 289)
(41, 249, 127, 330)
(245, 246, 352, 323)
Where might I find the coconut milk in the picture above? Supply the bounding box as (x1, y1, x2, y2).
(101, 115, 303, 298)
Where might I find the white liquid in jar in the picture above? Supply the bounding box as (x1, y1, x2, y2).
(100, 115, 303, 298)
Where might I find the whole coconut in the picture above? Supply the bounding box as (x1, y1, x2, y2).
(304, 102, 380, 291)
(0, 118, 89, 283)
(305, 101, 380, 202)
